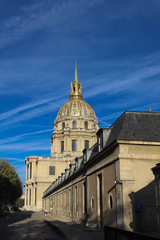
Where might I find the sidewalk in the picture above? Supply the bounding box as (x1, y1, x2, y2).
(42, 212, 104, 240)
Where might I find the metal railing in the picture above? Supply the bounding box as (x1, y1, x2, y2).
(104, 226, 159, 240)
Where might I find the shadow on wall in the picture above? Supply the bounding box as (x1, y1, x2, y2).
(129, 180, 157, 234)
(81, 204, 118, 230)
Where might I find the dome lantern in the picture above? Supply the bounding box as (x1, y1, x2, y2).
(69, 62, 83, 100)
(55, 63, 98, 124)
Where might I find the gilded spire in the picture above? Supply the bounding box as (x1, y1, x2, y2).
(69, 62, 83, 100)
(74, 60, 78, 83)
(148, 96, 151, 112)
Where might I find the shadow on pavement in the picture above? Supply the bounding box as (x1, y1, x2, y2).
(0, 212, 58, 240)
(44, 218, 104, 240)
(0, 211, 33, 229)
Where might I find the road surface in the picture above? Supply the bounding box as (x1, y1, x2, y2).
(0, 211, 63, 240)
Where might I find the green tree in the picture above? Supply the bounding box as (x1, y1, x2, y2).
(0, 159, 22, 207)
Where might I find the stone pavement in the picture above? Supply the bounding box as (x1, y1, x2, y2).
(0, 211, 104, 240)
(43, 212, 104, 240)
(0, 211, 63, 240)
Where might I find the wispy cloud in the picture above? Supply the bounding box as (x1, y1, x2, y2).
(84, 55, 160, 99)
(0, 0, 101, 48)
(7, 157, 25, 163)
(0, 95, 67, 127)
(99, 111, 124, 121)
(0, 141, 50, 152)
(0, 0, 159, 49)
(0, 129, 53, 144)
(0, 97, 53, 121)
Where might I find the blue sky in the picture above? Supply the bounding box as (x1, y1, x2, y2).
(0, 0, 160, 189)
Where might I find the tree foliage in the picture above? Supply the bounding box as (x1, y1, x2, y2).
(0, 159, 22, 204)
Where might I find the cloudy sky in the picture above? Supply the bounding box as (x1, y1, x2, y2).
(0, 0, 160, 188)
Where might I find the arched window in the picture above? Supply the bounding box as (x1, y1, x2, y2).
(72, 121, 77, 129)
(62, 122, 65, 130)
(84, 121, 88, 129)
(108, 193, 114, 210)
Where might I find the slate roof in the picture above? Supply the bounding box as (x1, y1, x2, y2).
(105, 111, 160, 147)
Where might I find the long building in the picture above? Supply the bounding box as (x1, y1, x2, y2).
(43, 111, 160, 234)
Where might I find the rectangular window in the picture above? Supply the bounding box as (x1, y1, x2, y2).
(61, 141, 64, 152)
(75, 186, 78, 212)
(26, 189, 28, 205)
(29, 189, 31, 205)
(99, 135, 103, 151)
(72, 140, 77, 151)
(83, 182, 86, 214)
(61, 193, 63, 211)
(30, 162, 32, 179)
(27, 165, 29, 179)
(97, 174, 103, 227)
(35, 188, 37, 205)
(69, 189, 71, 212)
(49, 166, 55, 175)
(64, 191, 66, 212)
(85, 140, 89, 149)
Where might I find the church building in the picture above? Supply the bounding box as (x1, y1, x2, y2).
(24, 64, 99, 211)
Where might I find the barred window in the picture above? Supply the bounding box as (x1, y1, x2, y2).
(49, 166, 55, 175)
(72, 140, 77, 151)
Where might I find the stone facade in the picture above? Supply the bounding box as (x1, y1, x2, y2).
(43, 111, 160, 235)
(24, 64, 99, 211)
(152, 163, 160, 234)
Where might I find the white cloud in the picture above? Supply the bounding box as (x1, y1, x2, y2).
(0, 141, 50, 152)
(0, 94, 67, 127)
(84, 56, 160, 99)
(7, 157, 25, 162)
(0, 129, 53, 144)
(0, 97, 53, 121)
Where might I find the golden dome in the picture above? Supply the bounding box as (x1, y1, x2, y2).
(55, 64, 98, 123)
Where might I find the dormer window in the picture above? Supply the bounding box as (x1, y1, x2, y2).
(72, 121, 77, 129)
(62, 122, 65, 130)
(98, 136, 103, 151)
(84, 121, 88, 129)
